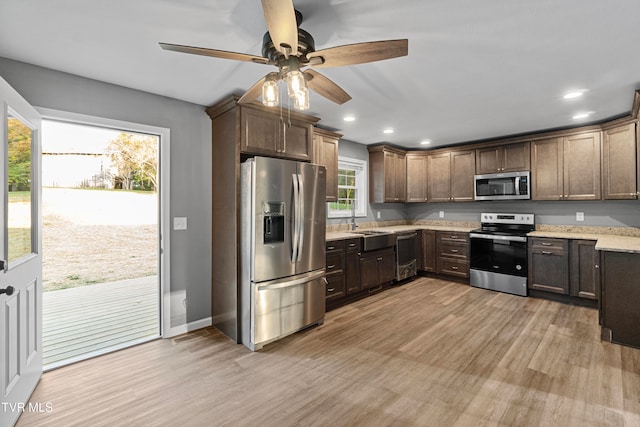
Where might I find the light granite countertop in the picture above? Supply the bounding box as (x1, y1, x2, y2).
(328, 223, 640, 253)
(528, 225, 640, 253)
(326, 224, 477, 241)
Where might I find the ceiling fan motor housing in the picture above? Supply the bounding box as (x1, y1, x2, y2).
(261, 10, 314, 64)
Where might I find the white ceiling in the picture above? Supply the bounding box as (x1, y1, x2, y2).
(2, 0, 640, 149)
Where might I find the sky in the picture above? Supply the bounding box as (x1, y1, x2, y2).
(42, 120, 124, 154)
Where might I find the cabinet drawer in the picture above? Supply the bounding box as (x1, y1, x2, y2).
(344, 238, 361, 253)
(437, 232, 469, 244)
(326, 240, 345, 253)
(325, 272, 345, 300)
(326, 253, 345, 274)
(438, 258, 470, 278)
(529, 237, 568, 252)
(439, 242, 469, 260)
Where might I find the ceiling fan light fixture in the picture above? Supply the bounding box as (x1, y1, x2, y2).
(286, 70, 306, 98)
(293, 87, 310, 110)
(262, 78, 279, 107)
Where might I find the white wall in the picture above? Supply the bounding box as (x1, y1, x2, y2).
(0, 57, 212, 326)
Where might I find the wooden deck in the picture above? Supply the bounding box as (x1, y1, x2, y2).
(42, 276, 159, 368)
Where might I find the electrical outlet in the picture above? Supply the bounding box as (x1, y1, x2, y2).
(576, 212, 584, 222)
(439, 211, 444, 218)
(376, 212, 381, 219)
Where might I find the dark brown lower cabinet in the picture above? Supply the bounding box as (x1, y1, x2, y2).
(345, 238, 361, 295)
(422, 230, 437, 272)
(570, 240, 599, 300)
(528, 238, 569, 294)
(601, 251, 640, 347)
(325, 242, 346, 301)
(436, 231, 470, 278)
(360, 247, 395, 290)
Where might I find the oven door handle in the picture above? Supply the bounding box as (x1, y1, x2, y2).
(470, 233, 527, 243)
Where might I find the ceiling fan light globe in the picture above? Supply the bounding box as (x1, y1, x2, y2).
(294, 87, 310, 110)
(262, 80, 279, 107)
(286, 70, 306, 98)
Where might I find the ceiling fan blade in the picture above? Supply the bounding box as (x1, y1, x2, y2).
(307, 39, 408, 68)
(238, 75, 268, 104)
(304, 70, 352, 105)
(159, 42, 270, 65)
(261, 0, 298, 56)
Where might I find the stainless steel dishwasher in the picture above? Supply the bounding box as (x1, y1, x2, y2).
(396, 231, 418, 281)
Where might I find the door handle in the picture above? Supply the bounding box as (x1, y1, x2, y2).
(0, 259, 5, 272)
(0, 286, 15, 296)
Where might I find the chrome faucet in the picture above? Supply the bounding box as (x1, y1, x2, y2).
(350, 202, 358, 231)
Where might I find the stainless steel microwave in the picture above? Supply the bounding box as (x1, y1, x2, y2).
(474, 171, 530, 201)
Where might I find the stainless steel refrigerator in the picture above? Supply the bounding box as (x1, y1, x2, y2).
(240, 156, 326, 351)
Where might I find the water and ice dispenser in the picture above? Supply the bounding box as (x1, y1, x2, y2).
(263, 202, 285, 244)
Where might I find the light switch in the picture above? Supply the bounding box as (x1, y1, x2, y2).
(576, 212, 584, 222)
(173, 217, 187, 230)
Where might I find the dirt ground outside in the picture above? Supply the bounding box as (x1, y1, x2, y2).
(41, 187, 158, 292)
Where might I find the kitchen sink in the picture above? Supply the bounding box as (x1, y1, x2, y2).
(351, 230, 396, 251)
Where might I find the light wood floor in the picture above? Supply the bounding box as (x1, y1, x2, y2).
(18, 277, 640, 426)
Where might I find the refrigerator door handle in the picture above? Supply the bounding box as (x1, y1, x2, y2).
(291, 173, 300, 263)
(297, 173, 304, 262)
(257, 270, 326, 291)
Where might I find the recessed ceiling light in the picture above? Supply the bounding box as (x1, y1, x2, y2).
(572, 112, 592, 120)
(420, 140, 431, 145)
(383, 128, 394, 134)
(343, 115, 356, 122)
(563, 91, 585, 99)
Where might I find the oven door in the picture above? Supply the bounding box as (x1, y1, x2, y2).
(470, 233, 527, 277)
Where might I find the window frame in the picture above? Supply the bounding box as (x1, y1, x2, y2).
(327, 156, 368, 219)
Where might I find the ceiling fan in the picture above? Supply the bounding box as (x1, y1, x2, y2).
(160, 0, 408, 110)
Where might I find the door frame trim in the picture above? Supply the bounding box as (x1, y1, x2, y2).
(35, 107, 171, 337)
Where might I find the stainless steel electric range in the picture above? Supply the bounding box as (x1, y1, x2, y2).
(469, 213, 535, 297)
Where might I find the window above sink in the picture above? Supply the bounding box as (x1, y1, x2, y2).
(328, 156, 367, 219)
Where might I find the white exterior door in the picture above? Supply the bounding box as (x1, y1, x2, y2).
(0, 76, 42, 427)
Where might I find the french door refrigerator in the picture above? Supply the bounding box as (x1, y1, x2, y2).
(240, 156, 326, 351)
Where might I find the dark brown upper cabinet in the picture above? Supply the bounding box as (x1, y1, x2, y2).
(427, 149, 475, 202)
(313, 128, 341, 202)
(240, 105, 317, 162)
(405, 153, 428, 202)
(368, 146, 406, 203)
(602, 123, 638, 200)
(531, 131, 601, 201)
(475, 142, 531, 175)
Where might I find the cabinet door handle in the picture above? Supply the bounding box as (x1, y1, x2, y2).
(327, 246, 335, 250)
(450, 235, 458, 239)
(595, 264, 600, 269)
(451, 266, 459, 270)
(450, 249, 459, 253)
(327, 264, 336, 269)
(542, 251, 553, 255)
(541, 242, 552, 246)
(377, 257, 383, 261)
(348, 243, 356, 247)
(327, 288, 335, 292)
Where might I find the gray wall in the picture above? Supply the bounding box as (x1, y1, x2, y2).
(407, 200, 640, 227)
(0, 57, 212, 326)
